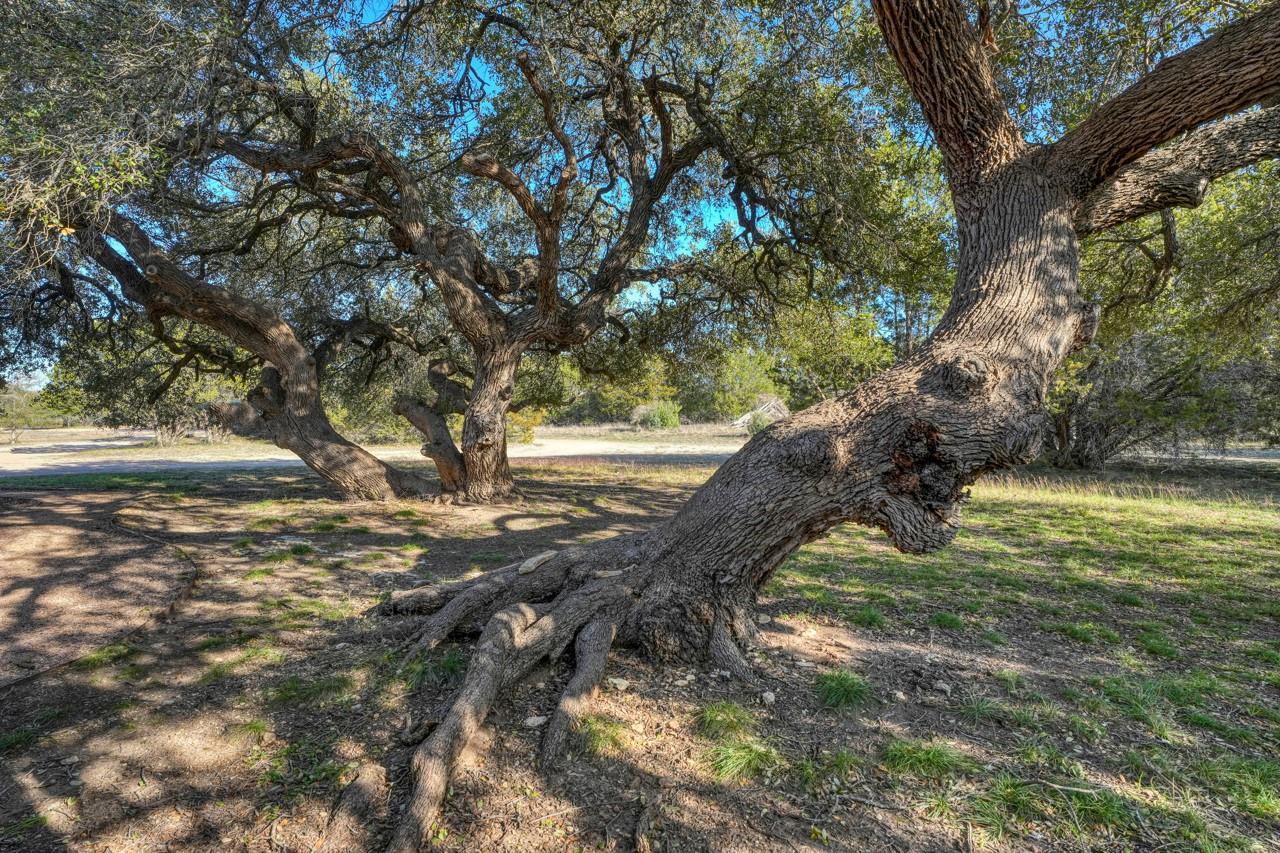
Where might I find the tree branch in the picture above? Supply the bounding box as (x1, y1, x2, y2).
(212, 131, 432, 241)
(1077, 105, 1280, 233)
(870, 0, 1024, 196)
(1052, 2, 1280, 196)
(515, 51, 578, 224)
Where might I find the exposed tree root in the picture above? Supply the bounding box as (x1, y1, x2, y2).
(633, 788, 665, 853)
(384, 566, 636, 853)
(709, 618, 758, 684)
(371, 530, 771, 852)
(316, 762, 389, 853)
(537, 617, 617, 769)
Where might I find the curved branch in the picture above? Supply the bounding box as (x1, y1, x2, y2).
(457, 152, 547, 230)
(1077, 105, 1280, 233)
(516, 51, 578, 223)
(213, 131, 432, 238)
(1052, 2, 1280, 196)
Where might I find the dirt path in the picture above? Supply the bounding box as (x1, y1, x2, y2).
(0, 428, 745, 480)
(0, 492, 194, 687)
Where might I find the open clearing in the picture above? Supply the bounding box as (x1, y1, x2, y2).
(1, 456, 1278, 851)
(0, 426, 746, 480)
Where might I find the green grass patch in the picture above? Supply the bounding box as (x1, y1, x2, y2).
(400, 649, 466, 690)
(1041, 621, 1120, 644)
(881, 738, 974, 780)
(268, 674, 356, 707)
(956, 696, 1002, 725)
(0, 815, 47, 840)
(696, 701, 754, 740)
(815, 669, 871, 710)
(846, 605, 886, 629)
(0, 728, 38, 753)
(74, 641, 135, 670)
(1196, 756, 1280, 820)
(576, 715, 628, 757)
(1136, 630, 1180, 658)
(929, 612, 965, 631)
(795, 748, 862, 793)
(707, 736, 780, 782)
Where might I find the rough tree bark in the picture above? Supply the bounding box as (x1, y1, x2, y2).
(357, 2, 1280, 847)
(78, 217, 433, 501)
(455, 344, 521, 501)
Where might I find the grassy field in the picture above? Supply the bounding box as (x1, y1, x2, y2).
(1, 457, 1277, 850)
(765, 463, 1280, 849)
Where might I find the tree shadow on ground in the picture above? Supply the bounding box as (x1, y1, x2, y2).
(2, 457, 1275, 850)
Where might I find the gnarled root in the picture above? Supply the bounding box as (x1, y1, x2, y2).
(538, 617, 617, 770)
(385, 574, 633, 853)
(375, 539, 765, 852)
(316, 762, 389, 853)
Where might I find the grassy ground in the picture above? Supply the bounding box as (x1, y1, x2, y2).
(765, 462, 1280, 849)
(0, 457, 1277, 851)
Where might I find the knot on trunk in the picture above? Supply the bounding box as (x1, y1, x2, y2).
(388, 223, 414, 253)
(936, 352, 994, 394)
(1071, 302, 1101, 352)
(246, 367, 286, 418)
(883, 421, 956, 509)
(993, 412, 1047, 467)
(207, 400, 272, 439)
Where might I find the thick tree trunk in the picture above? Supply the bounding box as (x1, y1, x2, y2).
(457, 345, 520, 502)
(393, 346, 522, 502)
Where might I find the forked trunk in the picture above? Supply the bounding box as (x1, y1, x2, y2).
(394, 347, 520, 502)
(393, 396, 467, 493)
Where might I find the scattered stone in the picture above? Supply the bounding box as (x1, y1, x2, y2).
(755, 613, 772, 625)
(761, 691, 777, 706)
(59, 756, 80, 765)
(606, 677, 630, 691)
(932, 680, 952, 697)
(892, 690, 909, 703)
(523, 716, 548, 728)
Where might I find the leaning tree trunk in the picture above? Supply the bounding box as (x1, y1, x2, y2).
(456, 344, 521, 502)
(80, 217, 434, 503)
(217, 364, 434, 501)
(378, 164, 1100, 851)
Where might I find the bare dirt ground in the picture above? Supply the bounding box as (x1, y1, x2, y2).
(0, 492, 194, 687)
(0, 426, 746, 480)
(1, 458, 1276, 852)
